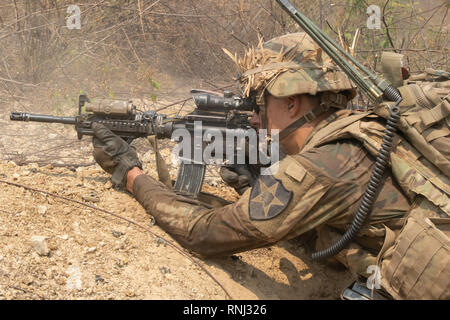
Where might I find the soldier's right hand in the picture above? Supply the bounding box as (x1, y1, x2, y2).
(220, 165, 256, 195)
(91, 122, 142, 188)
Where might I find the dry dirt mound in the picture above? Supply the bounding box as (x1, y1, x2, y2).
(0, 94, 355, 300)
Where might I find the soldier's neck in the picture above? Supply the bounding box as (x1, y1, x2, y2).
(281, 110, 334, 154)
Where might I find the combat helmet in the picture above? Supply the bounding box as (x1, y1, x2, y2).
(224, 32, 356, 132)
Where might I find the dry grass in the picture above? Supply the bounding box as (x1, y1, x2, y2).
(0, 1, 447, 118)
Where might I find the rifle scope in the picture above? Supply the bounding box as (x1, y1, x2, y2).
(192, 91, 256, 112)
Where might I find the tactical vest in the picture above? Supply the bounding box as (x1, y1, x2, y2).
(302, 79, 449, 299)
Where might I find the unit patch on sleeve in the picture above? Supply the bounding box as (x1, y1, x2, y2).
(249, 174, 293, 221)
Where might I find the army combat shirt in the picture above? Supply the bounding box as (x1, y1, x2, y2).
(132, 111, 411, 260)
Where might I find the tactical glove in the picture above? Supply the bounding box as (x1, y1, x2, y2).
(219, 164, 258, 195)
(92, 122, 142, 188)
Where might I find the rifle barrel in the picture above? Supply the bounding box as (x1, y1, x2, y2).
(10, 112, 77, 125)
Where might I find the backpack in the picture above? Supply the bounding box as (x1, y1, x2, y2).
(375, 77, 450, 178)
(301, 69, 450, 299)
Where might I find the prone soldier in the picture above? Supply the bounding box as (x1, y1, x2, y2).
(91, 33, 449, 300)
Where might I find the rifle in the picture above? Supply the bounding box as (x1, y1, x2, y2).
(10, 90, 258, 198)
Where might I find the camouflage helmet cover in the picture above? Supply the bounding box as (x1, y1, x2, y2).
(224, 32, 356, 101)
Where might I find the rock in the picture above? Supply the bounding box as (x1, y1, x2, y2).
(87, 247, 97, 253)
(159, 266, 170, 274)
(206, 178, 220, 187)
(12, 173, 20, 180)
(58, 234, 69, 240)
(38, 205, 47, 215)
(55, 276, 66, 286)
(22, 170, 30, 176)
(7, 161, 17, 168)
(95, 275, 105, 284)
(125, 289, 136, 297)
(30, 236, 50, 256)
(112, 230, 124, 238)
(48, 133, 58, 139)
(155, 237, 167, 247)
(22, 276, 34, 286)
(116, 259, 128, 268)
(48, 239, 58, 251)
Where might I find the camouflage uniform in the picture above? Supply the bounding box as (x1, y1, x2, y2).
(133, 110, 410, 264)
(120, 33, 450, 299)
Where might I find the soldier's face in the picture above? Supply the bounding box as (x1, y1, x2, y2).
(250, 95, 292, 132)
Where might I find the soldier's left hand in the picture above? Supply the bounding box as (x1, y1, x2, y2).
(91, 122, 142, 188)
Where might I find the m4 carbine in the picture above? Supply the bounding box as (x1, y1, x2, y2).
(10, 90, 258, 198)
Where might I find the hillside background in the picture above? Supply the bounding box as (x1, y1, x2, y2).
(0, 0, 448, 107)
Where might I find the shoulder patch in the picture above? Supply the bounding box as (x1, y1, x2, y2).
(249, 174, 293, 221)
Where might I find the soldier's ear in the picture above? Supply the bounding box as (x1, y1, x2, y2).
(287, 96, 300, 118)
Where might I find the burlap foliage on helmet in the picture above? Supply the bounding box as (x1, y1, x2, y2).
(223, 32, 355, 100)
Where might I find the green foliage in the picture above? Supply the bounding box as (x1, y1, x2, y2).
(349, 0, 367, 14)
(149, 79, 161, 90)
(149, 78, 160, 102)
(391, 1, 413, 9)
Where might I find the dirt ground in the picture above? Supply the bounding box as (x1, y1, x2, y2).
(0, 86, 355, 300)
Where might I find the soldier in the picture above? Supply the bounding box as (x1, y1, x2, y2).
(91, 33, 449, 299)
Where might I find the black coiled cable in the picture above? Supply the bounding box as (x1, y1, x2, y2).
(311, 85, 402, 260)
